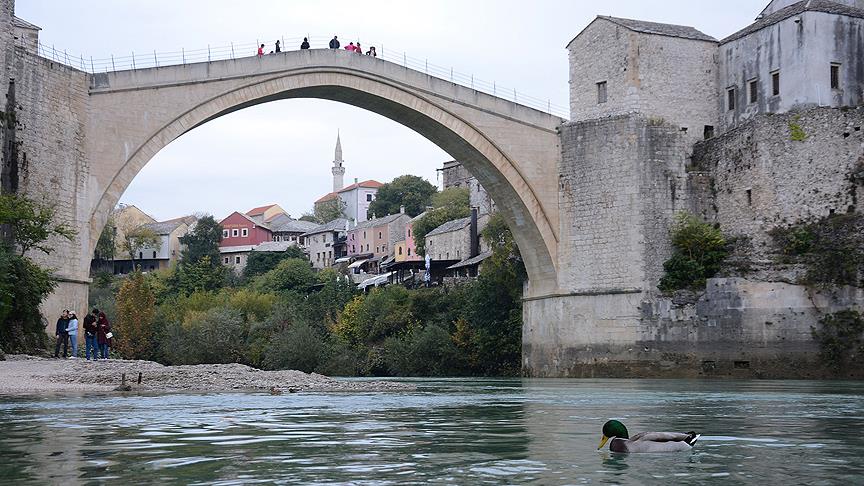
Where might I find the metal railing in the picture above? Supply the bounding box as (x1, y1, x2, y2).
(33, 36, 569, 118)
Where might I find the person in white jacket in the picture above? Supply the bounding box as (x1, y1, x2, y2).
(66, 311, 79, 358)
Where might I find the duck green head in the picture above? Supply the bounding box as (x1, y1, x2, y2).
(598, 420, 629, 449)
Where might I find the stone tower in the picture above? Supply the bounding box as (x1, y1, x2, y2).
(331, 132, 345, 192)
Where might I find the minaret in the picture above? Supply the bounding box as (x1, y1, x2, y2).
(331, 132, 345, 192)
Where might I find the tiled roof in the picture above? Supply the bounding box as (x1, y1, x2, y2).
(352, 213, 409, 230)
(221, 211, 271, 230)
(337, 180, 383, 193)
(426, 217, 471, 237)
(252, 241, 298, 252)
(722, 0, 864, 43)
(246, 204, 278, 216)
(571, 16, 717, 45)
(301, 218, 350, 237)
(447, 250, 493, 270)
(267, 214, 319, 233)
(219, 245, 255, 253)
(315, 192, 338, 204)
(12, 17, 41, 31)
(142, 220, 187, 235)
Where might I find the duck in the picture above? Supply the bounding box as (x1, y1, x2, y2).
(597, 420, 700, 453)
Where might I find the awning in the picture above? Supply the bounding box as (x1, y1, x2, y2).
(334, 256, 351, 264)
(357, 272, 393, 289)
(447, 251, 493, 270)
(348, 259, 370, 269)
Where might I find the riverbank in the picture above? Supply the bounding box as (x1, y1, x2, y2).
(0, 355, 413, 395)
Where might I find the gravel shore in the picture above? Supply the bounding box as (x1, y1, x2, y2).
(0, 355, 413, 395)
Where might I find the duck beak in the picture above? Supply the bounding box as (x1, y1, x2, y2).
(597, 434, 610, 450)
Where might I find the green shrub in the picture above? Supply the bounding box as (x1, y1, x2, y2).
(812, 310, 864, 372)
(0, 246, 54, 353)
(161, 307, 248, 364)
(252, 258, 316, 293)
(243, 247, 306, 280)
(114, 271, 156, 360)
(659, 213, 728, 292)
(317, 337, 366, 376)
(383, 324, 462, 376)
(770, 213, 863, 287)
(262, 322, 325, 372)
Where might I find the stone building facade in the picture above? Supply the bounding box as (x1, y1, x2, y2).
(439, 160, 495, 215)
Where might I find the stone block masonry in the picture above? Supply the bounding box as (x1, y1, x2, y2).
(690, 107, 864, 261)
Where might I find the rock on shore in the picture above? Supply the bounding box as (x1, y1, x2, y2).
(0, 355, 413, 394)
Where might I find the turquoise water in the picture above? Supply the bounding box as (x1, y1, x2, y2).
(1, 379, 863, 484)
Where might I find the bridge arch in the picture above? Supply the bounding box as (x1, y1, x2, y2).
(86, 51, 562, 294)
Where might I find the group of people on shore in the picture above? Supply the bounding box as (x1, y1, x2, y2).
(53, 309, 112, 360)
(256, 36, 377, 57)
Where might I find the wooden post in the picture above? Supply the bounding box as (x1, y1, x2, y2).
(121, 373, 126, 386)
(138, 372, 142, 384)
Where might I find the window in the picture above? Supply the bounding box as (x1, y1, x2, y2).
(363, 231, 366, 238)
(224, 257, 229, 264)
(366, 194, 373, 202)
(398, 247, 403, 255)
(408, 248, 412, 256)
(231, 228, 239, 237)
(378, 232, 382, 239)
(222, 229, 229, 238)
(366, 244, 369, 251)
(138, 251, 143, 259)
(746, 189, 752, 206)
(241, 228, 248, 237)
(152, 251, 157, 258)
(830, 63, 840, 89)
(748, 79, 758, 103)
(771, 71, 780, 96)
(235, 256, 241, 264)
(376, 246, 379, 253)
(727, 88, 736, 111)
(407, 229, 411, 237)
(703, 125, 714, 140)
(596, 81, 607, 104)
(317, 253, 321, 261)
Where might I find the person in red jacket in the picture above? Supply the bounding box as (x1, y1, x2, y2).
(96, 312, 112, 360)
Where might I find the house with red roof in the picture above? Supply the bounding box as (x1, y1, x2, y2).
(246, 203, 287, 224)
(314, 178, 383, 224)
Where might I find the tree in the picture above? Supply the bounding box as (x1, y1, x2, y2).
(313, 197, 346, 223)
(179, 215, 222, 264)
(167, 255, 228, 295)
(119, 225, 160, 270)
(0, 194, 75, 256)
(94, 215, 116, 261)
(243, 246, 306, 280)
(299, 213, 318, 223)
(411, 187, 471, 255)
(114, 271, 156, 359)
(658, 213, 728, 292)
(252, 258, 317, 293)
(367, 175, 437, 218)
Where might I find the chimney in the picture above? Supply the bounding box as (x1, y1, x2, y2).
(469, 207, 479, 258)
(399, 205, 405, 214)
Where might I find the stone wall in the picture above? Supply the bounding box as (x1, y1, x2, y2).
(525, 277, 864, 378)
(11, 49, 91, 317)
(567, 19, 719, 145)
(690, 107, 864, 259)
(556, 114, 687, 293)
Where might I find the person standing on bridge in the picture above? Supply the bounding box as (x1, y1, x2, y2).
(257, 44, 264, 57)
(275, 40, 281, 53)
(301, 37, 310, 49)
(329, 36, 340, 49)
(366, 46, 377, 57)
(345, 42, 356, 52)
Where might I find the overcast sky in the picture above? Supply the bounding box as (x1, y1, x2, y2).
(18, 1, 762, 221)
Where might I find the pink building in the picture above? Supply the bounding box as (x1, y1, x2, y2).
(346, 213, 410, 260)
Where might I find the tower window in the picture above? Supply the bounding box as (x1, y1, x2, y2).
(703, 125, 714, 140)
(727, 88, 736, 111)
(771, 71, 780, 96)
(748, 79, 758, 103)
(596, 81, 607, 104)
(830, 63, 840, 89)
(366, 194, 373, 202)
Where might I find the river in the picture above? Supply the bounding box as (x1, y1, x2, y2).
(1, 378, 862, 484)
